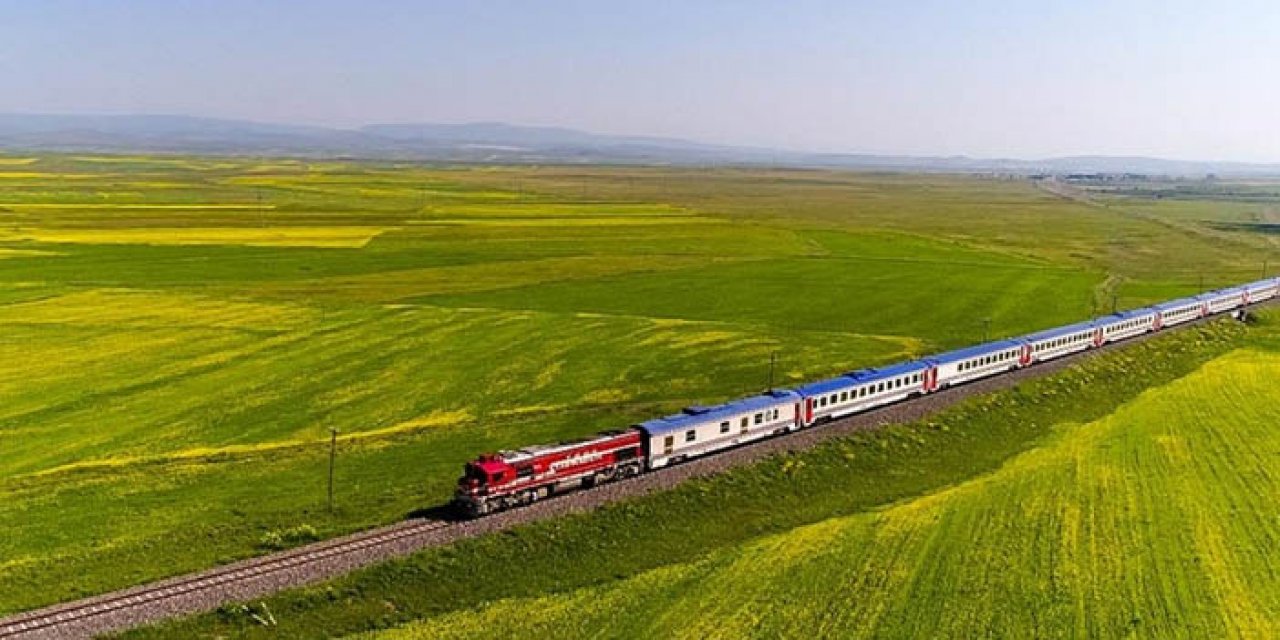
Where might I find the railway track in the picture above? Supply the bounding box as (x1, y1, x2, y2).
(0, 519, 452, 639)
(0, 310, 1263, 639)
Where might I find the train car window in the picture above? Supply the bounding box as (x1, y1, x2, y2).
(493, 472, 506, 482)
(719, 421, 730, 434)
(685, 430, 696, 442)
(841, 391, 848, 401)
(754, 413, 764, 424)
(617, 447, 637, 460)
(740, 417, 749, 428)
(819, 397, 827, 407)
(773, 409, 780, 419)
(516, 465, 533, 479)
(829, 394, 837, 404)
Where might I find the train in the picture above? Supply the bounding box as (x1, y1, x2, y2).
(453, 278, 1276, 517)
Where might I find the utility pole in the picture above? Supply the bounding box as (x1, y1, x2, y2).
(1199, 273, 1205, 292)
(982, 317, 991, 343)
(327, 428, 338, 513)
(1263, 260, 1269, 279)
(1111, 292, 1118, 314)
(767, 351, 777, 391)
(256, 188, 266, 228)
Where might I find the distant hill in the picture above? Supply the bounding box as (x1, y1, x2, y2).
(2, 113, 1278, 176)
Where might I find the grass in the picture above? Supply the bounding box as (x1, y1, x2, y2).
(121, 315, 1257, 639)
(2, 156, 1279, 620)
(363, 329, 1280, 639)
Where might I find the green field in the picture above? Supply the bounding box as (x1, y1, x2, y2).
(360, 329, 1280, 639)
(369, 348, 1276, 637)
(2, 155, 1278, 619)
(126, 314, 1269, 639)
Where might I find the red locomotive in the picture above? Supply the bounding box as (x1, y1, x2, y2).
(454, 429, 644, 517)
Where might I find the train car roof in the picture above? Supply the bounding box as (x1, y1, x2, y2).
(1152, 296, 1202, 311)
(925, 339, 1023, 365)
(1243, 278, 1278, 290)
(795, 375, 858, 396)
(1020, 319, 1099, 343)
(1097, 308, 1157, 322)
(1199, 286, 1244, 300)
(635, 389, 799, 436)
(795, 361, 930, 396)
(847, 360, 931, 380)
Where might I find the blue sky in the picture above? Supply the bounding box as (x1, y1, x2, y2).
(3, 1, 1280, 160)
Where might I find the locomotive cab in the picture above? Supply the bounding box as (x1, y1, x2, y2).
(458, 457, 511, 489)
(460, 462, 489, 487)
(454, 455, 514, 516)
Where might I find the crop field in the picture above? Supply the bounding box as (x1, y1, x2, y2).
(130, 314, 1271, 639)
(359, 334, 1280, 639)
(2, 154, 1279, 621)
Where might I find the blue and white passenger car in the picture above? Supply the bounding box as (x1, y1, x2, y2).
(1019, 319, 1100, 363)
(1243, 278, 1279, 304)
(796, 360, 933, 426)
(636, 390, 801, 468)
(1096, 308, 1158, 344)
(1153, 297, 1205, 328)
(1200, 287, 1247, 315)
(928, 339, 1027, 388)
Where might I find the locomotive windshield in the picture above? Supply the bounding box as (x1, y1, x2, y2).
(463, 464, 489, 484)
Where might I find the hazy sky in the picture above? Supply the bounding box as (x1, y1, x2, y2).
(4, 0, 1280, 161)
